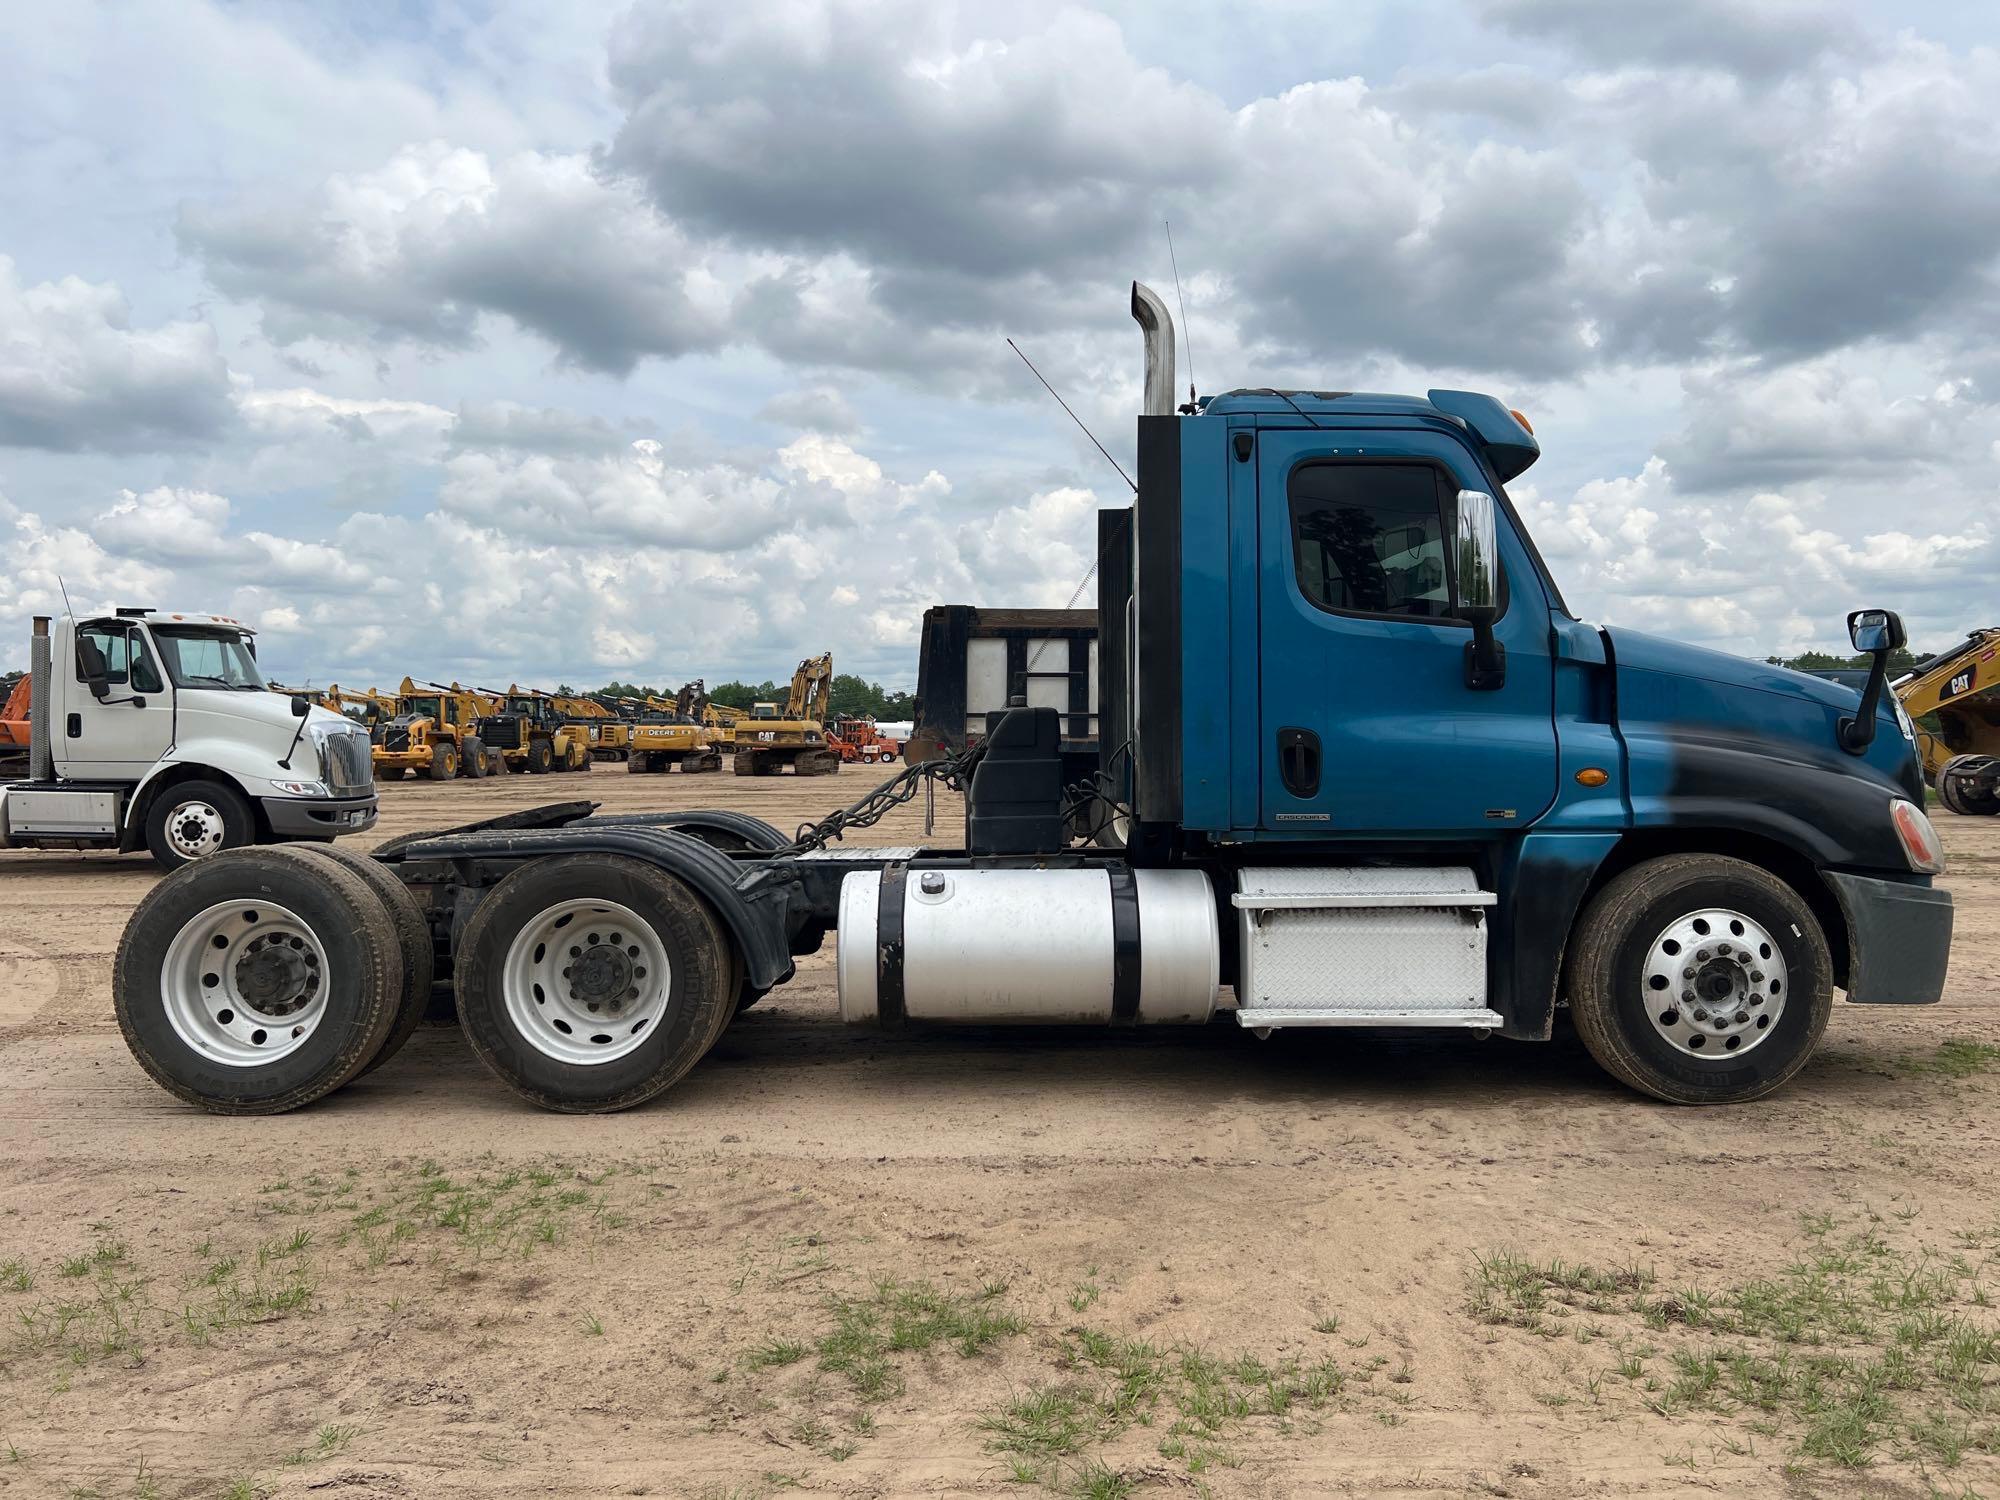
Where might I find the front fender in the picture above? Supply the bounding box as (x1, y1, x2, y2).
(400, 825, 795, 992)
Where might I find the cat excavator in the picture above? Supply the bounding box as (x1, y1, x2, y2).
(1898, 628, 2000, 815)
(733, 653, 838, 776)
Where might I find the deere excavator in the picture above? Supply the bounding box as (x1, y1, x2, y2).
(732, 653, 839, 776)
(628, 681, 723, 774)
(1897, 628, 2000, 815)
(375, 679, 498, 780)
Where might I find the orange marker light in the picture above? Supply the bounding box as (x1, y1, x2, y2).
(1510, 408, 1534, 434)
(1575, 767, 1609, 787)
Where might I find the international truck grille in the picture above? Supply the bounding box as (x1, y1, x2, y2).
(325, 729, 373, 791)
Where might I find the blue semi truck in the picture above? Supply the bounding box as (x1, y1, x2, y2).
(110, 283, 1954, 1114)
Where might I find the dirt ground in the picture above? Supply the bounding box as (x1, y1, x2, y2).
(0, 764, 1996, 1500)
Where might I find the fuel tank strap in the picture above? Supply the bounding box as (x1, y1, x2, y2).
(876, 864, 908, 1030)
(1109, 866, 1142, 1026)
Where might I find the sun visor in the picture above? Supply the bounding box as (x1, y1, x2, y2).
(1427, 389, 1540, 481)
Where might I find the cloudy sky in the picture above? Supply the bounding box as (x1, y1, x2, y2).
(2, 0, 1996, 689)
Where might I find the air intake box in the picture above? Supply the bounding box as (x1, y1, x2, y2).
(966, 706, 1065, 854)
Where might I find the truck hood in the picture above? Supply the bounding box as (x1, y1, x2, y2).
(177, 687, 349, 735)
(1604, 627, 1863, 712)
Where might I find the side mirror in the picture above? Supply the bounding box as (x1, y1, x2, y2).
(1839, 607, 1906, 754)
(290, 694, 311, 718)
(1849, 608, 1905, 656)
(77, 642, 112, 700)
(1454, 489, 1506, 691)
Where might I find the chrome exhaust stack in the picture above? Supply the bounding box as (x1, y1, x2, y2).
(28, 616, 52, 782)
(1131, 281, 1176, 418)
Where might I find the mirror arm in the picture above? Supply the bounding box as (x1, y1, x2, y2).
(1839, 657, 1887, 754)
(1463, 611, 1506, 691)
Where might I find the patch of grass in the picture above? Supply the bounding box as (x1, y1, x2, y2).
(746, 1338, 807, 1369)
(813, 1279, 1025, 1403)
(1908, 1039, 2000, 1079)
(0, 1258, 31, 1293)
(1473, 1213, 2000, 1474)
(581, 1312, 605, 1337)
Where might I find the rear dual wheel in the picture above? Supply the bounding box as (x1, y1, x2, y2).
(1567, 854, 1832, 1105)
(452, 854, 735, 1113)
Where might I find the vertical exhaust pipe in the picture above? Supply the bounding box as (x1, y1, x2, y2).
(28, 616, 52, 782)
(1131, 282, 1176, 418)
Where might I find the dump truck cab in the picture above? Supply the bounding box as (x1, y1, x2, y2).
(109, 282, 1955, 1116)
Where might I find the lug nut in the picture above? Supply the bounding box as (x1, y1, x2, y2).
(1696, 948, 1711, 961)
(1693, 1009, 1710, 1023)
(1735, 1011, 1749, 1024)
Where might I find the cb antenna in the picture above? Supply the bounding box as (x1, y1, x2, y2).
(56, 574, 76, 622)
(1165, 219, 1196, 410)
(1006, 338, 1137, 495)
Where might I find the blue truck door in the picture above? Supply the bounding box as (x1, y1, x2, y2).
(1255, 428, 1559, 835)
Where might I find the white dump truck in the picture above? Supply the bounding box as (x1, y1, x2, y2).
(0, 611, 377, 870)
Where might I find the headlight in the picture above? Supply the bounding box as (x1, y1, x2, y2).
(1889, 798, 1945, 874)
(1890, 694, 1917, 744)
(270, 778, 331, 798)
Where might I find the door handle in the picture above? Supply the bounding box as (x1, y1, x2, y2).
(1277, 727, 1321, 798)
(67, 713, 82, 738)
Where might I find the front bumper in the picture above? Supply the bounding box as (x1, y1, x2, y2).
(261, 793, 379, 840)
(1826, 871, 1954, 1005)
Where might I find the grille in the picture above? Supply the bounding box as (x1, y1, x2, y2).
(325, 728, 374, 791)
(479, 716, 526, 750)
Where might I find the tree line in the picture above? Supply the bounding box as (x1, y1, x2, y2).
(582, 674, 915, 720)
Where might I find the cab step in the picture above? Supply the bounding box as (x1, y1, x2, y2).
(1231, 867, 1499, 1028)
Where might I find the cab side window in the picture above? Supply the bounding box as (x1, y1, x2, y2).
(1289, 463, 1452, 620)
(77, 626, 130, 685)
(128, 634, 165, 694)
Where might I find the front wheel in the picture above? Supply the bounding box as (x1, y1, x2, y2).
(453, 854, 735, 1112)
(144, 778, 254, 871)
(1566, 854, 1833, 1105)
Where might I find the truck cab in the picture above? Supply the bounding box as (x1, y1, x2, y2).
(2, 610, 377, 869)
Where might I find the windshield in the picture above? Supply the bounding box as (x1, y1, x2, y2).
(150, 626, 267, 690)
(403, 696, 442, 720)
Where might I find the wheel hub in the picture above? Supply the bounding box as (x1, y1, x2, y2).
(159, 900, 331, 1066)
(1643, 908, 1786, 1059)
(167, 801, 224, 859)
(502, 900, 672, 1065)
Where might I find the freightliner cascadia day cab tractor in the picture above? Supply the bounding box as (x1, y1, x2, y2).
(109, 285, 1953, 1113)
(3, 610, 377, 870)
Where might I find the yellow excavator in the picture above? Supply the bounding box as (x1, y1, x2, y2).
(732, 653, 839, 776)
(628, 681, 723, 774)
(702, 700, 745, 751)
(1897, 628, 2000, 815)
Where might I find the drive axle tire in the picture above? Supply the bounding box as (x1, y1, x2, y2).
(1566, 854, 1833, 1105)
(289, 843, 437, 1076)
(113, 846, 404, 1114)
(453, 854, 734, 1113)
(144, 778, 254, 871)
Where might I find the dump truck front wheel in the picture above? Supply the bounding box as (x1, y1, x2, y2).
(453, 853, 735, 1112)
(1566, 854, 1832, 1105)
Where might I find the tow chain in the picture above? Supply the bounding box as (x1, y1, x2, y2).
(785, 744, 986, 854)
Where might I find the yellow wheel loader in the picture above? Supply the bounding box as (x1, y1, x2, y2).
(475, 687, 594, 775)
(628, 681, 723, 774)
(732, 654, 840, 777)
(373, 680, 499, 781)
(1897, 628, 2000, 815)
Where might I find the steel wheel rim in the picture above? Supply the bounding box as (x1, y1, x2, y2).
(1642, 907, 1787, 1059)
(160, 899, 331, 1065)
(500, 898, 672, 1064)
(163, 798, 227, 861)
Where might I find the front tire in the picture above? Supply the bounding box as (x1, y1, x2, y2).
(526, 739, 553, 774)
(1566, 854, 1833, 1105)
(462, 736, 489, 779)
(144, 778, 254, 871)
(113, 846, 404, 1113)
(453, 854, 735, 1112)
(427, 742, 458, 781)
